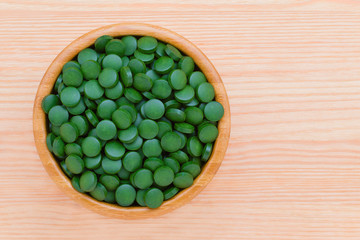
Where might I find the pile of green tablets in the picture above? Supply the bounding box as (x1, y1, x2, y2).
(42, 35, 224, 209)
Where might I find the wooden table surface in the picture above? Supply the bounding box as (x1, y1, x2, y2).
(2, 0, 360, 239)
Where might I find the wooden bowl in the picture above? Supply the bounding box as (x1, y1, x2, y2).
(33, 23, 230, 219)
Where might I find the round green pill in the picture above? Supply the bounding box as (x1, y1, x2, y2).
(136, 189, 147, 206)
(123, 151, 142, 172)
(102, 157, 122, 175)
(144, 157, 164, 172)
(164, 187, 179, 200)
(120, 66, 133, 87)
(95, 35, 113, 53)
(63, 61, 80, 72)
(198, 123, 218, 143)
(173, 172, 193, 188)
(164, 157, 180, 173)
(105, 39, 125, 56)
(71, 176, 84, 193)
(60, 161, 73, 177)
(118, 167, 131, 180)
(174, 122, 195, 134)
(116, 97, 131, 107)
(185, 107, 204, 125)
(46, 133, 56, 152)
(144, 188, 163, 209)
(42, 94, 60, 114)
(161, 132, 181, 153)
(165, 44, 182, 61)
(138, 36, 158, 53)
(85, 109, 99, 127)
(151, 79, 172, 99)
(142, 139, 162, 158)
(204, 101, 224, 121)
(165, 108, 185, 122)
(119, 104, 137, 123)
(79, 171, 98, 192)
(97, 53, 106, 65)
(104, 141, 125, 160)
(115, 184, 136, 206)
(112, 109, 132, 129)
(105, 81, 124, 99)
(128, 59, 146, 75)
(169, 69, 187, 90)
(64, 143, 83, 157)
(185, 98, 199, 107)
(155, 42, 166, 57)
(84, 80, 104, 100)
(201, 143, 213, 162)
(174, 131, 187, 150)
(94, 166, 105, 175)
(133, 73, 153, 92)
(179, 56, 195, 76)
(121, 56, 129, 67)
(121, 36, 137, 56)
(138, 119, 159, 139)
(164, 100, 181, 110)
(144, 99, 165, 120)
(57, 82, 66, 94)
(170, 150, 189, 164)
(189, 71, 206, 88)
(118, 125, 138, 143)
(104, 191, 116, 203)
(102, 54, 122, 71)
(124, 88, 142, 103)
(50, 124, 60, 137)
(81, 60, 101, 80)
(78, 48, 97, 64)
(187, 136, 203, 157)
(52, 136, 65, 157)
(154, 166, 174, 187)
(84, 97, 97, 110)
(65, 154, 84, 174)
(134, 168, 153, 189)
(123, 136, 143, 151)
(192, 157, 202, 166)
(90, 183, 107, 201)
(48, 106, 69, 126)
(66, 98, 86, 115)
(81, 136, 101, 157)
(77, 80, 86, 94)
(97, 99, 117, 120)
(96, 120, 117, 141)
(181, 161, 201, 178)
(175, 85, 195, 104)
(63, 67, 83, 87)
(196, 82, 215, 103)
(59, 122, 79, 143)
(134, 50, 154, 64)
(60, 87, 80, 107)
(99, 174, 120, 191)
(146, 69, 160, 81)
(157, 120, 172, 138)
(99, 68, 119, 88)
(84, 154, 102, 169)
(142, 91, 155, 100)
(154, 56, 174, 74)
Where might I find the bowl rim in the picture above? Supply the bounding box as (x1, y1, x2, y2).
(33, 23, 231, 219)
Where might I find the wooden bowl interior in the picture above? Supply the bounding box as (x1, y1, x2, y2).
(33, 23, 230, 219)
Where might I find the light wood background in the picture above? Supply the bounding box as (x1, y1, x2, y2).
(1, 0, 360, 239)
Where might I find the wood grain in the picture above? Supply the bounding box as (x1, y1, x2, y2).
(2, 0, 360, 238)
(33, 23, 230, 219)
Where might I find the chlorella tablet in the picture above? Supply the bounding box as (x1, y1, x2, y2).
(42, 34, 225, 209)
